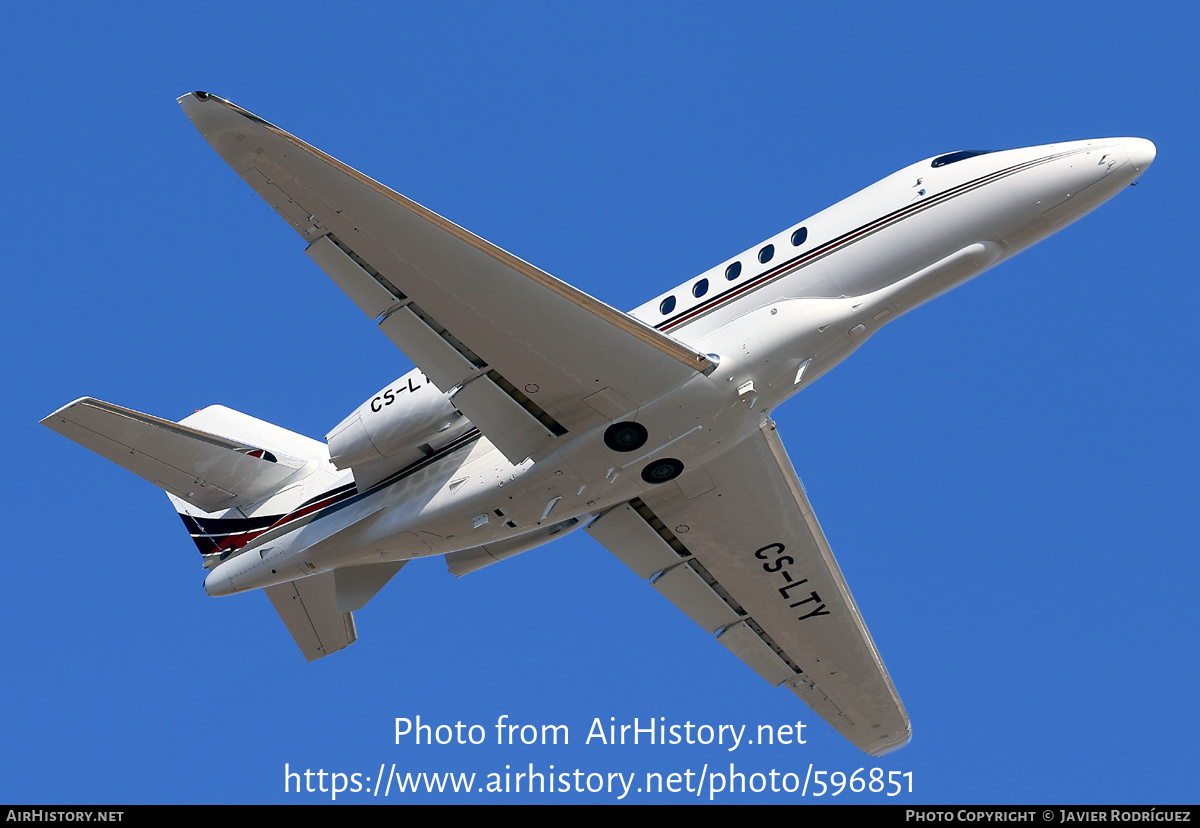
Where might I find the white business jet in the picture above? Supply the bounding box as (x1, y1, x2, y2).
(42, 92, 1154, 756)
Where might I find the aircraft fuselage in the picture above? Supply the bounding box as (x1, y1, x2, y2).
(204, 137, 1154, 597)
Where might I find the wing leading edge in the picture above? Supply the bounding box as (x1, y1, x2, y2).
(178, 92, 713, 464)
(586, 420, 910, 756)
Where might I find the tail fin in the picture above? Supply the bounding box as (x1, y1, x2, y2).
(42, 398, 346, 562)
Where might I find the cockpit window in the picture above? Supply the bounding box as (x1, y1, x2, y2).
(659, 295, 676, 315)
(931, 150, 994, 168)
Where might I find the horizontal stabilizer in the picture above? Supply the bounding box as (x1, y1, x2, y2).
(265, 573, 355, 662)
(264, 562, 405, 661)
(41, 398, 306, 513)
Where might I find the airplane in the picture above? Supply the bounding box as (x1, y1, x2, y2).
(41, 91, 1155, 757)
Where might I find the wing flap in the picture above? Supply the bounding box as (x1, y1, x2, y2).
(41, 398, 302, 513)
(715, 620, 798, 686)
(586, 421, 910, 756)
(652, 560, 743, 634)
(304, 233, 405, 324)
(179, 92, 714, 463)
(590, 500, 686, 579)
(375, 304, 483, 391)
(450, 373, 561, 465)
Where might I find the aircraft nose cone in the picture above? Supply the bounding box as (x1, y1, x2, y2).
(1124, 137, 1156, 172)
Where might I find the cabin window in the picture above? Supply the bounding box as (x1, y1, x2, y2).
(660, 295, 676, 315)
(692, 278, 709, 298)
(791, 227, 808, 246)
(725, 261, 741, 281)
(759, 244, 774, 264)
(931, 150, 994, 168)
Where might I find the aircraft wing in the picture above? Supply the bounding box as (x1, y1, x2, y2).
(178, 93, 713, 464)
(586, 419, 910, 756)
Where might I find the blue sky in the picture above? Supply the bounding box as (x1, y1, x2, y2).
(4, 2, 1197, 804)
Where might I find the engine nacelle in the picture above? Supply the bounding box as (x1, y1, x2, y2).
(326, 368, 471, 471)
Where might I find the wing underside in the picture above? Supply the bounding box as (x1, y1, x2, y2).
(178, 92, 713, 464)
(586, 420, 910, 756)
